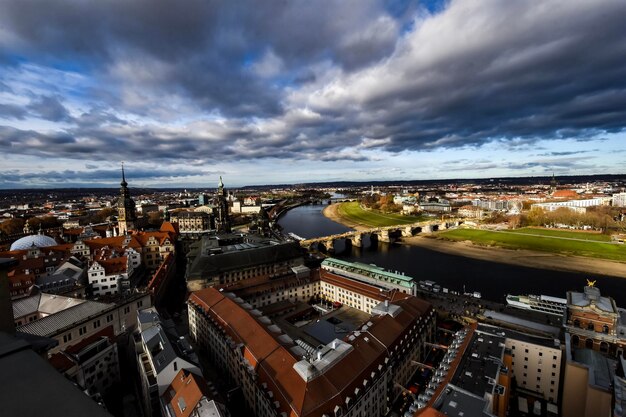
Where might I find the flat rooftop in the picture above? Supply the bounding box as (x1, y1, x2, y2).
(450, 331, 505, 397)
(272, 303, 370, 348)
(572, 348, 616, 390)
(435, 385, 491, 417)
(477, 323, 560, 349)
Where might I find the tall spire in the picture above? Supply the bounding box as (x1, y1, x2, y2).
(121, 162, 128, 187)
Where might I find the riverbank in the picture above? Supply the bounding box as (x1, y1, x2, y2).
(322, 203, 370, 231)
(322, 203, 626, 277)
(402, 235, 626, 278)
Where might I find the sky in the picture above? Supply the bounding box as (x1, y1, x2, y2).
(0, 0, 625, 189)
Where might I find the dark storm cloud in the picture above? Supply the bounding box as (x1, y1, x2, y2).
(0, 0, 404, 118)
(0, 167, 212, 185)
(26, 95, 71, 122)
(0, 0, 624, 166)
(0, 103, 27, 120)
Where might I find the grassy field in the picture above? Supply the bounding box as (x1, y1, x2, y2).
(336, 202, 427, 228)
(507, 227, 611, 242)
(438, 229, 626, 262)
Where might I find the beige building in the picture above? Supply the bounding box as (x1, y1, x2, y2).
(562, 339, 615, 417)
(479, 324, 563, 404)
(17, 292, 151, 354)
(171, 211, 212, 233)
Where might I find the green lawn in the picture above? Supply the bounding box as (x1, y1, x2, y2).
(507, 227, 611, 242)
(438, 229, 626, 262)
(336, 202, 427, 228)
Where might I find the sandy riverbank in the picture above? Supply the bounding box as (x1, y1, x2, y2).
(402, 236, 626, 278)
(322, 203, 370, 231)
(322, 203, 626, 278)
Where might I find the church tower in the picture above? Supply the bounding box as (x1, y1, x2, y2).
(550, 172, 558, 195)
(214, 176, 231, 233)
(117, 164, 137, 235)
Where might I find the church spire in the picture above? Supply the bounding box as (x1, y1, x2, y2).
(121, 162, 128, 187)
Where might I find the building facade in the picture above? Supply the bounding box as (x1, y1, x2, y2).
(188, 283, 435, 417)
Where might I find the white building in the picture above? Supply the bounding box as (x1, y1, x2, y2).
(613, 192, 626, 207)
(88, 256, 134, 296)
(531, 197, 612, 214)
(17, 292, 151, 354)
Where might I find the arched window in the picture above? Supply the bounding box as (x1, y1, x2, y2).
(573, 319, 580, 328)
(587, 322, 595, 331)
(600, 342, 609, 354)
(572, 335, 580, 347)
(585, 338, 594, 349)
(602, 325, 609, 334)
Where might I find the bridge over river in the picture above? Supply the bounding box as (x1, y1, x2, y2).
(299, 219, 463, 251)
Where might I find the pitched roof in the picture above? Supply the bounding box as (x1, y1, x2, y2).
(161, 369, 211, 417)
(97, 257, 129, 275)
(17, 299, 113, 337)
(189, 287, 432, 417)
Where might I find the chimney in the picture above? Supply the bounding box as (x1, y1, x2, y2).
(317, 351, 322, 361)
(384, 299, 389, 310)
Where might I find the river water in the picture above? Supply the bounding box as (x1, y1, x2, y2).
(278, 202, 626, 306)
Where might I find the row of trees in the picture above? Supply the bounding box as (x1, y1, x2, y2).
(0, 216, 64, 237)
(506, 206, 624, 232)
(361, 194, 402, 213)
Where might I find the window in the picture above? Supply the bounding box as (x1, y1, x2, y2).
(93, 320, 101, 329)
(79, 326, 87, 335)
(106, 314, 114, 323)
(63, 333, 72, 343)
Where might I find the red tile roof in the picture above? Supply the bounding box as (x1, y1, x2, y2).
(189, 287, 432, 417)
(161, 369, 211, 417)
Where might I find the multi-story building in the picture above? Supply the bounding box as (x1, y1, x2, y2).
(478, 324, 563, 404)
(458, 205, 486, 219)
(49, 331, 121, 397)
(88, 256, 134, 296)
(565, 282, 626, 357)
(614, 192, 626, 207)
(561, 336, 626, 417)
(185, 236, 304, 291)
(136, 308, 202, 416)
(17, 291, 151, 354)
(321, 257, 417, 296)
(531, 197, 612, 214)
(421, 326, 512, 417)
(36, 256, 86, 295)
(171, 211, 212, 234)
(188, 284, 435, 417)
(160, 369, 229, 417)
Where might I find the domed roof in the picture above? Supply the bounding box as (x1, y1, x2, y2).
(10, 234, 58, 251)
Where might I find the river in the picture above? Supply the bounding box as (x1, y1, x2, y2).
(278, 202, 626, 306)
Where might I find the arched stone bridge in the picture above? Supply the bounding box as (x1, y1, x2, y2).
(300, 219, 462, 252)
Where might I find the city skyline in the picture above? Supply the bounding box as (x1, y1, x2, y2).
(1, 0, 626, 188)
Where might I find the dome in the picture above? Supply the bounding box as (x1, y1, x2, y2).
(10, 234, 58, 251)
